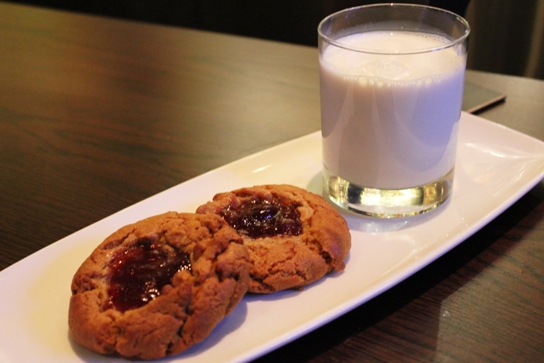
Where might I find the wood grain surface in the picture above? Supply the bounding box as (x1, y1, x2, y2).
(0, 2, 543, 362)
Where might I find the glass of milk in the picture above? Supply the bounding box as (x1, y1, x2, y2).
(318, 4, 470, 218)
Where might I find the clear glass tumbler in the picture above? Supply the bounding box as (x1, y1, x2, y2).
(318, 4, 470, 218)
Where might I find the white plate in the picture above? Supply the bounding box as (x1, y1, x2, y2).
(1, 112, 544, 363)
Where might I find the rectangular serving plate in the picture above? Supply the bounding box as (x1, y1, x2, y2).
(1, 112, 543, 362)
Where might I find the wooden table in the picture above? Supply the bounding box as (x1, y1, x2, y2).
(1, 2, 543, 362)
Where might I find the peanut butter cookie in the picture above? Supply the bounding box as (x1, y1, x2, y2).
(196, 184, 351, 293)
(69, 212, 250, 360)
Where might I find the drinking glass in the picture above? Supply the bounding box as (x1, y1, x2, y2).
(318, 4, 470, 218)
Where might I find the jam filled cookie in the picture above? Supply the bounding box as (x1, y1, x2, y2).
(69, 212, 250, 360)
(196, 184, 351, 293)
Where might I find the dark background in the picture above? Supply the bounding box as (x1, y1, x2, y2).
(3, 1, 469, 46)
(4, 0, 543, 79)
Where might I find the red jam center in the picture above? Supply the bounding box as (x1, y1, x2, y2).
(220, 197, 302, 239)
(107, 240, 191, 312)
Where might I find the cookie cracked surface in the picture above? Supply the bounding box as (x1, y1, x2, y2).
(69, 212, 250, 360)
(196, 184, 351, 293)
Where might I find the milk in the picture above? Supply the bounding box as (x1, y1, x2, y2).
(320, 31, 466, 189)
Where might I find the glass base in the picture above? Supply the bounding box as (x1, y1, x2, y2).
(324, 167, 453, 218)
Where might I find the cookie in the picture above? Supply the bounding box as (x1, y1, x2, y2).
(69, 212, 250, 360)
(196, 184, 351, 293)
